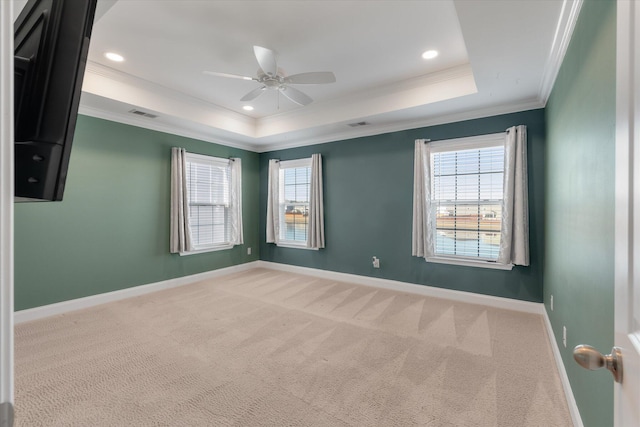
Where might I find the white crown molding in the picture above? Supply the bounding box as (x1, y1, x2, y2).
(81, 62, 482, 149)
(75, 1, 575, 155)
(80, 90, 543, 154)
(85, 61, 476, 142)
(82, 61, 257, 137)
(14, 262, 260, 324)
(261, 64, 475, 124)
(256, 64, 477, 138)
(256, 98, 544, 152)
(543, 309, 584, 427)
(77, 103, 260, 152)
(81, 60, 546, 153)
(538, 0, 583, 105)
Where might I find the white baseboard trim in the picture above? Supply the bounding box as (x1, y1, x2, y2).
(542, 308, 584, 427)
(257, 261, 582, 424)
(14, 261, 260, 324)
(255, 261, 544, 314)
(15, 259, 581, 425)
(16, 260, 543, 324)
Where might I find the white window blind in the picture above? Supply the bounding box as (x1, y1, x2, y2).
(431, 139, 505, 260)
(185, 153, 231, 249)
(279, 158, 311, 245)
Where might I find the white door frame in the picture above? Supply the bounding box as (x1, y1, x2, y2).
(615, 1, 640, 426)
(0, 0, 14, 426)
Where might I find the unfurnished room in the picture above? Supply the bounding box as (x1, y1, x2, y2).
(0, 0, 638, 426)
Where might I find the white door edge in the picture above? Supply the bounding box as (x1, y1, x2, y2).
(0, 0, 14, 408)
(614, 1, 640, 426)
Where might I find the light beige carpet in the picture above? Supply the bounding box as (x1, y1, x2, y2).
(15, 268, 572, 426)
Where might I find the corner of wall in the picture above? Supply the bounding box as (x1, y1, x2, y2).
(542, 306, 584, 427)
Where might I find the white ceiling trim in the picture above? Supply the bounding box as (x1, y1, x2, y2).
(538, 0, 583, 104)
(82, 60, 477, 142)
(80, 61, 481, 151)
(256, 64, 477, 138)
(255, 98, 544, 153)
(82, 61, 257, 137)
(76, 0, 572, 154)
(77, 103, 259, 152)
(79, 94, 543, 154)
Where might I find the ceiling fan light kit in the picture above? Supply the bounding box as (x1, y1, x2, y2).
(204, 45, 336, 107)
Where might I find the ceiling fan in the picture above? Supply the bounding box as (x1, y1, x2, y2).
(203, 46, 336, 107)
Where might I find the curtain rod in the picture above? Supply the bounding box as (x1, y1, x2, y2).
(176, 147, 237, 162)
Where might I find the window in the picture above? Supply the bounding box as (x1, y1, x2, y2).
(266, 155, 325, 250)
(413, 127, 528, 269)
(278, 158, 312, 247)
(184, 153, 236, 251)
(431, 138, 504, 261)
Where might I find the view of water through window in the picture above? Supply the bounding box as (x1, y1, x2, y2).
(279, 165, 311, 243)
(432, 144, 504, 259)
(435, 232, 501, 259)
(282, 204, 308, 241)
(284, 222, 308, 241)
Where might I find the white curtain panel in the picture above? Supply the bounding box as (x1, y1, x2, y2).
(308, 153, 325, 249)
(412, 140, 434, 259)
(170, 147, 192, 253)
(498, 125, 530, 266)
(229, 157, 244, 245)
(265, 159, 280, 243)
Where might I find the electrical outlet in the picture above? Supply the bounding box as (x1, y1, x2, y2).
(247, 247, 251, 255)
(550, 294, 554, 311)
(372, 256, 380, 268)
(563, 326, 567, 348)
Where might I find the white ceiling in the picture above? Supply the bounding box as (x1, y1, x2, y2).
(17, 0, 582, 152)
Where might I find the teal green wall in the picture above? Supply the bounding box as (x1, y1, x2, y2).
(544, 1, 616, 426)
(259, 109, 546, 302)
(13, 6, 619, 423)
(15, 115, 260, 311)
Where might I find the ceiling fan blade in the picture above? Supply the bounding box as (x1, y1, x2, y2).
(240, 86, 266, 102)
(285, 72, 336, 85)
(254, 46, 278, 77)
(203, 70, 255, 81)
(280, 86, 313, 106)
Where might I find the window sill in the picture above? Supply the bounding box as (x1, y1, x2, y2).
(425, 256, 513, 270)
(180, 244, 234, 256)
(275, 242, 319, 251)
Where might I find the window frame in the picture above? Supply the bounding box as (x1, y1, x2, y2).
(181, 152, 234, 255)
(276, 157, 316, 250)
(425, 132, 513, 270)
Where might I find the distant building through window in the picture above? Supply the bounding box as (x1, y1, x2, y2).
(431, 137, 505, 260)
(278, 158, 312, 246)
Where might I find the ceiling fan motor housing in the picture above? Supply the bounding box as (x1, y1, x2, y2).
(257, 69, 286, 89)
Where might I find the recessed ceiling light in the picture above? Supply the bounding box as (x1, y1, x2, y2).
(422, 50, 439, 60)
(242, 105, 254, 111)
(105, 52, 124, 62)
